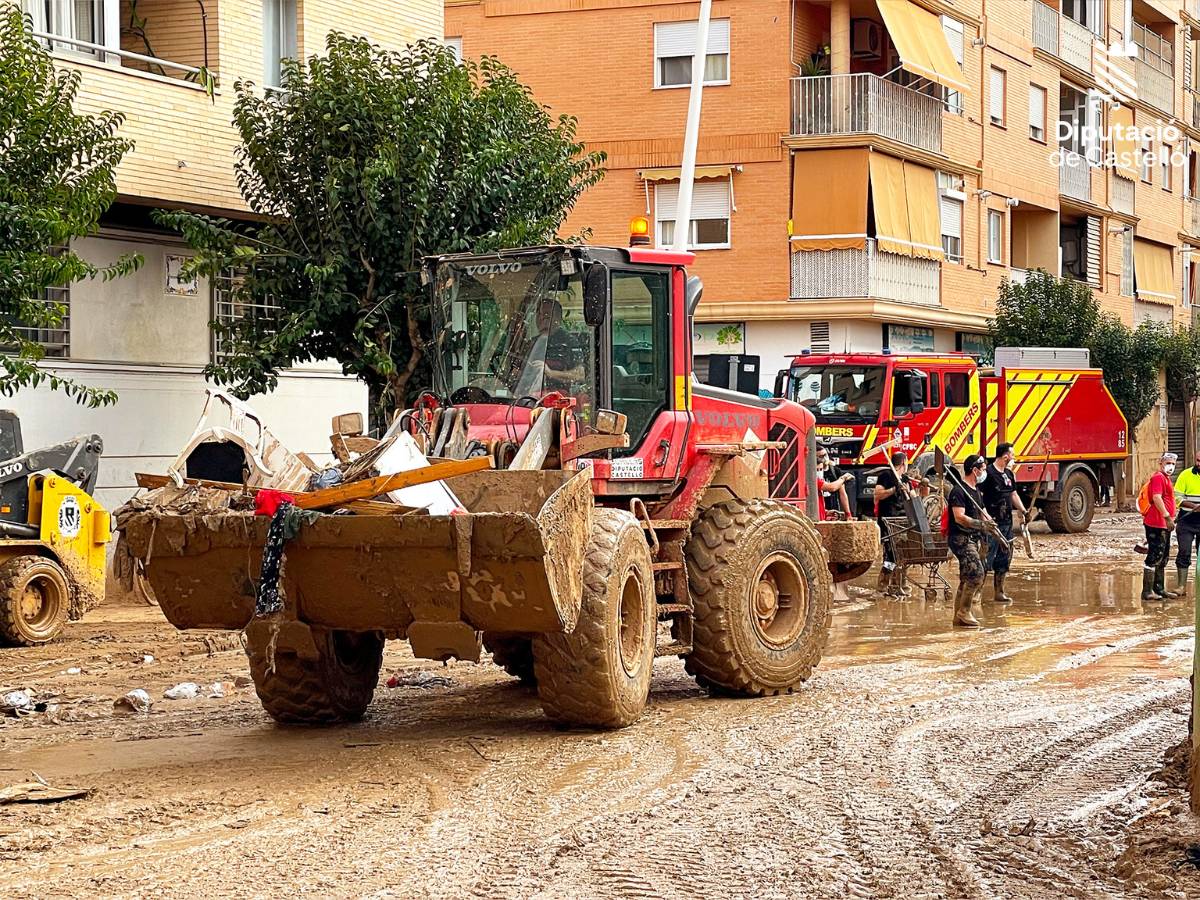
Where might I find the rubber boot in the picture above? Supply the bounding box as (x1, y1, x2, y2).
(953, 581, 979, 627)
(992, 571, 1013, 603)
(1175, 566, 1191, 597)
(1142, 567, 1163, 602)
(878, 567, 893, 594)
(1155, 565, 1181, 599)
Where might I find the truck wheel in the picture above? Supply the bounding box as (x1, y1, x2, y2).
(686, 499, 832, 696)
(0, 556, 70, 646)
(483, 633, 536, 685)
(532, 509, 655, 728)
(1043, 470, 1095, 534)
(245, 626, 384, 724)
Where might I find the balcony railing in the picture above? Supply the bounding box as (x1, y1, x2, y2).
(1136, 58, 1174, 115)
(1059, 150, 1091, 201)
(790, 73, 942, 154)
(790, 239, 940, 306)
(32, 29, 211, 86)
(1111, 173, 1135, 215)
(1032, 1, 1093, 72)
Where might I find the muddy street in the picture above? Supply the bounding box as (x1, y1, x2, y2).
(1, 512, 1197, 898)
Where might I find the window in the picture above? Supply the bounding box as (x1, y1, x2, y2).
(938, 172, 964, 263)
(928, 371, 941, 408)
(263, 0, 298, 89)
(445, 36, 463, 63)
(9, 284, 69, 359)
(610, 270, 671, 452)
(1133, 20, 1174, 76)
(655, 180, 731, 250)
(1162, 145, 1173, 191)
(943, 372, 969, 408)
(654, 18, 730, 88)
(1141, 138, 1153, 182)
(1029, 84, 1046, 141)
(942, 16, 965, 114)
(987, 209, 1004, 264)
(989, 67, 1006, 126)
(21, 0, 106, 58)
(1063, 0, 1104, 37)
(1120, 228, 1134, 297)
(212, 268, 279, 365)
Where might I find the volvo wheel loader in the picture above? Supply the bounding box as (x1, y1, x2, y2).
(0, 412, 110, 645)
(117, 244, 878, 728)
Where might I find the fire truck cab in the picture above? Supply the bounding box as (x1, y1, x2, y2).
(775, 348, 1129, 533)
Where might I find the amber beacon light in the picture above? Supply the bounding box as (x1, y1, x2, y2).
(629, 216, 651, 247)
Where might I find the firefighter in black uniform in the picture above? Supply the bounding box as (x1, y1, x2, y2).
(948, 454, 990, 628)
(980, 442, 1028, 603)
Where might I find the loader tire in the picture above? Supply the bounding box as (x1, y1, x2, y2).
(245, 626, 384, 725)
(1043, 469, 1095, 534)
(532, 509, 655, 728)
(0, 555, 69, 646)
(685, 499, 832, 696)
(483, 633, 536, 685)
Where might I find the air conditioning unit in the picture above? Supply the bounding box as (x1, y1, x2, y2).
(851, 19, 882, 61)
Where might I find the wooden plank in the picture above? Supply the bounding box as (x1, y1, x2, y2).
(292, 457, 493, 509)
(135, 473, 244, 492)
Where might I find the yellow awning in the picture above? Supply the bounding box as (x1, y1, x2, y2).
(903, 161, 944, 261)
(1111, 106, 1137, 178)
(638, 165, 736, 182)
(877, 0, 970, 93)
(1134, 238, 1175, 303)
(790, 149, 869, 251)
(870, 153, 911, 257)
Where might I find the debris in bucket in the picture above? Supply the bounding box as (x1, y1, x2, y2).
(164, 683, 201, 700)
(114, 689, 153, 714)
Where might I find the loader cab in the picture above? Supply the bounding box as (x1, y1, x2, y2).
(427, 246, 690, 470)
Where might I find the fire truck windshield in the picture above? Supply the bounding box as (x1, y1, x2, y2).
(430, 253, 597, 407)
(789, 365, 886, 422)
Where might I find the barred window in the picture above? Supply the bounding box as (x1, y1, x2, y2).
(211, 268, 278, 365)
(9, 285, 70, 358)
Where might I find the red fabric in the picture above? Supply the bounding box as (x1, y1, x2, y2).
(255, 490, 296, 517)
(1142, 471, 1176, 528)
(815, 478, 828, 521)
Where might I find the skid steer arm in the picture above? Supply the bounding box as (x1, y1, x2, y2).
(0, 433, 104, 526)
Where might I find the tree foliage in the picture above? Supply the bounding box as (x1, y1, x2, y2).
(989, 270, 1181, 432)
(159, 35, 605, 413)
(0, 8, 141, 406)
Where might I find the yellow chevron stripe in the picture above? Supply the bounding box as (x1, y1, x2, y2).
(1010, 376, 1077, 455)
(1007, 374, 1077, 454)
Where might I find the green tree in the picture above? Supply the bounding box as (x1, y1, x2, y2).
(160, 34, 605, 414)
(990, 270, 1164, 431)
(0, 7, 141, 406)
(1160, 322, 1200, 404)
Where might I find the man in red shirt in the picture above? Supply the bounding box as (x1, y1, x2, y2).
(1143, 451, 1181, 601)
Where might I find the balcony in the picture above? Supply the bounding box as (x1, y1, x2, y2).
(1136, 59, 1174, 115)
(790, 240, 940, 306)
(1032, 2, 1094, 73)
(790, 73, 943, 155)
(1059, 151, 1091, 202)
(1111, 174, 1135, 216)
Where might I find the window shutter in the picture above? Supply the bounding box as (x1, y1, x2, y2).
(656, 182, 678, 221)
(940, 196, 962, 238)
(941, 17, 964, 66)
(655, 18, 730, 58)
(1085, 91, 1102, 165)
(1121, 229, 1134, 297)
(1086, 216, 1102, 287)
(989, 69, 1004, 121)
(656, 180, 730, 221)
(1186, 27, 1193, 93)
(1029, 85, 1045, 132)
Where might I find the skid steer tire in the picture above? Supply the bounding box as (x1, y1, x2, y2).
(685, 498, 832, 697)
(0, 555, 70, 646)
(532, 509, 655, 729)
(483, 633, 536, 686)
(245, 625, 384, 725)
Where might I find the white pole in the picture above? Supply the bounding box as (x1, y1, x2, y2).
(673, 0, 713, 253)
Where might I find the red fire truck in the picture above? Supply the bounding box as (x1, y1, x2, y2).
(774, 348, 1129, 533)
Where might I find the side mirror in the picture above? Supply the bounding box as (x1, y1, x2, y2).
(910, 401, 926, 415)
(686, 275, 704, 319)
(907, 374, 926, 415)
(773, 369, 791, 399)
(583, 263, 609, 327)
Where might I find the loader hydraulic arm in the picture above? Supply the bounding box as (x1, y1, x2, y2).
(0, 433, 104, 527)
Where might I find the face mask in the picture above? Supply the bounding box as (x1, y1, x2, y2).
(976, 470, 987, 483)
(1164, 463, 1176, 475)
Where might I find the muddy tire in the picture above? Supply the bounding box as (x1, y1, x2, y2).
(1043, 469, 1095, 534)
(532, 509, 655, 729)
(685, 499, 832, 696)
(0, 555, 70, 646)
(483, 633, 536, 685)
(245, 626, 384, 724)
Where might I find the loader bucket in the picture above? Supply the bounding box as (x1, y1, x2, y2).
(118, 469, 593, 637)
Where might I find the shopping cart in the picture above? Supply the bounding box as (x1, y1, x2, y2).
(881, 514, 952, 602)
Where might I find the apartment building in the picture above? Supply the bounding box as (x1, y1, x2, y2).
(8, 0, 441, 505)
(446, 0, 1198, 467)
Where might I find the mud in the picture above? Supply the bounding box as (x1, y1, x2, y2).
(1, 510, 1197, 898)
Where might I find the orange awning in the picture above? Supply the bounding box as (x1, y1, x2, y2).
(790, 149, 869, 251)
(877, 0, 970, 93)
(1111, 106, 1137, 178)
(1134, 238, 1175, 303)
(638, 165, 737, 182)
(870, 153, 911, 256)
(903, 161, 944, 261)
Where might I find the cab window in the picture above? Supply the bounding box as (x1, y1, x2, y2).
(890, 370, 926, 417)
(928, 372, 941, 408)
(611, 270, 670, 453)
(944, 372, 969, 407)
